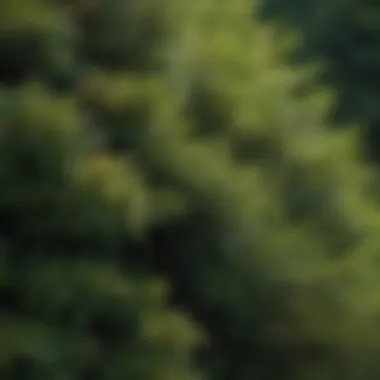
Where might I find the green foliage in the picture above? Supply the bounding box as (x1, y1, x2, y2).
(2, 0, 380, 380)
(0, 82, 205, 378)
(260, 0, 380, 162)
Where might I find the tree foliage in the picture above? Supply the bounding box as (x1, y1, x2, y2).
(260, 0, 380, 163)
(1, 0, 380, 380)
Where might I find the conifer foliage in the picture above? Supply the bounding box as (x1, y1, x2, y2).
(260, 0, 380, 163)
(1, 0, 380, 380)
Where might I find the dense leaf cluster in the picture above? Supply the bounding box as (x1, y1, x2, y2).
(1, 1, 380, 380)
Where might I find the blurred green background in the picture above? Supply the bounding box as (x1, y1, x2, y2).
(0, 0, 380, 379)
